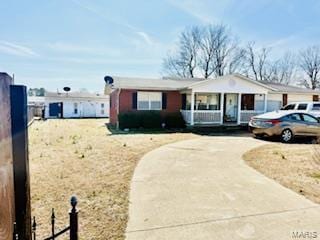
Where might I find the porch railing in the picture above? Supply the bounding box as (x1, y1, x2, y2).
(181, 110, 221, 124)
(240, 110, 265, 123)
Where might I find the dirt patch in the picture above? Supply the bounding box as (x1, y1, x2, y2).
(29, 119, 197, 240)
(243, 143, 320, 204)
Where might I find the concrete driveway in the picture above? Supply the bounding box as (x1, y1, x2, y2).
(126, 137, 320, 240)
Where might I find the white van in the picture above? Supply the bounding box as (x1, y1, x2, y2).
(281, 102, 320, 118)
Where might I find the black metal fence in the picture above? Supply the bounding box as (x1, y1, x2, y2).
(14, 196, 78, 240)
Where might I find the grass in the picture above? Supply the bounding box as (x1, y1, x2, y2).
(243, 143, 320, 204)
(311, 172, 320, 179)
(29, 119, 197, 240)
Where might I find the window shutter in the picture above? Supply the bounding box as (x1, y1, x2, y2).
(162, 92, 167, 109)
(132, 92, 137, 109)
(181, 94, 186, 110)
(282, 94, 288, 106)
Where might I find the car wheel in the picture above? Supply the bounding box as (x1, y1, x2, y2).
(281, 129, 293, 143)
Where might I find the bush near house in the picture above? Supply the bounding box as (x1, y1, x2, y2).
(118, 111, 185, 129)
(164, 112, 186, 129)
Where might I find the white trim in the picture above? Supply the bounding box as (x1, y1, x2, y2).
(190, 91, 195, 125)
(220, 93, 224, 125)
(237, 93, 241, 125)
(264, 94, 267, 112)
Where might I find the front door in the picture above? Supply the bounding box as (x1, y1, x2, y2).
(49, 102, 63, 118)
(224, 93, 238, 123)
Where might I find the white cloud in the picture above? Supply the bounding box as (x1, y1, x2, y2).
(70, 0, 137, 31)
(0, 41, 37, 57)
(70, 0, 157, 50)
(136, 31, 154, 45)
(166, 0, 216, 23)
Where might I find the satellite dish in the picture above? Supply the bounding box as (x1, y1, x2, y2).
(63, 87, 71, 92)
(104, 76, 114, 84)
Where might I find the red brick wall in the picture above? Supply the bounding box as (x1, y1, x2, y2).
(109, 90, 119, 125)
(110, 89, 182, 126)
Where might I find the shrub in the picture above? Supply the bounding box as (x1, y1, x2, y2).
(164, 112, 186, 129)
(141, 111, 162, 128)
(118, 112, 141, 129)
(118, 111, 185, 130)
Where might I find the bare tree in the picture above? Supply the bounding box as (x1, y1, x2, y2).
(267, 52, 297, 84)
(198, 24, 240, 78)
(244, 42, 271, 81)
(226, 47, 247, 75)
(163, 26, 201, 78)
(163, 24, 245, 79)
(299, 45, 320, 89)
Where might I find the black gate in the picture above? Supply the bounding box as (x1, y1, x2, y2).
(14, 196, 79, 240)
(9, 82, 79, 240)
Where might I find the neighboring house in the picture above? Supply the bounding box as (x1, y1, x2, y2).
(44, 91, 109, 118)
(106, 74, 320, 127)
(27, 96, 45, 122)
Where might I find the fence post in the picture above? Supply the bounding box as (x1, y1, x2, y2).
(0, 73, 15, 240)
(10, 84, 32, 239)
(51, 209, 55, 240)
(32, 217, 36, 240)
(69, 196, 78, 240)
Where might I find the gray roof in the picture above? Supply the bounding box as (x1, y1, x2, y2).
(45, 91, 108, 99)
(109, 74, 320, 94)
(258, 81, 320, 94)
(111, 76, 200, 90)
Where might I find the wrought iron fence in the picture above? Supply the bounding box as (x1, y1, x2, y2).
(14, 196, 78, 240)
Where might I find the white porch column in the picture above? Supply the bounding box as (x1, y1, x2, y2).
(237, 93, 242, 125)
(190, 91, 195, 126)
(220, 93, 224, 125)
(264, 93, 268, 113)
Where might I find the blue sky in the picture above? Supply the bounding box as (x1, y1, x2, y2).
(1, 0, 320, 92)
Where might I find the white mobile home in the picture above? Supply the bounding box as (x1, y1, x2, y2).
(44, 91, 109, 118)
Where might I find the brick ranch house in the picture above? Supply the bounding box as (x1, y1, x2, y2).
(105, 74, 320, 127)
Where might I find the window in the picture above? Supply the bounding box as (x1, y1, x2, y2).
(101, 103, 105, 115)
(73, 102, 78, 114)
(241, 94, 255, 110)
(185, 94, 220, 110)
(281, 104, 295, 110)
(196, 94, 220, 110)
(137, 92, 162, 110)
(287, 113, 302, 121)
(297, 104, 308, 110)
(282, 94, 288, 106)
(302, 114, 318, 123)
(312, 103, 320, 111)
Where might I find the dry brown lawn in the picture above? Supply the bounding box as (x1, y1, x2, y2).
(29, 119, 197, 240)
(243, 142, 320, 204)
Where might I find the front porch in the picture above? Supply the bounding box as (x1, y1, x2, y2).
(180, 92, 267, 126)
